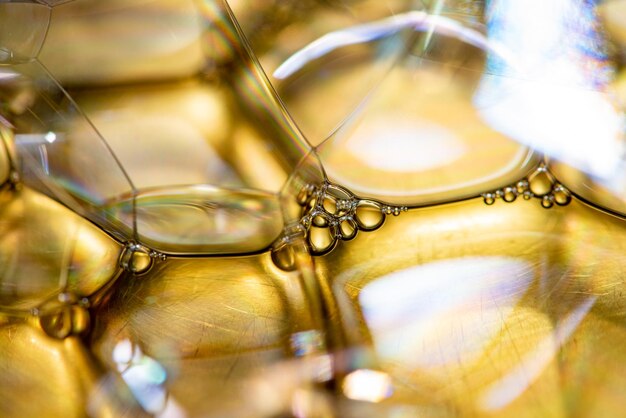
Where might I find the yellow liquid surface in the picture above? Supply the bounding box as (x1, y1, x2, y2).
(1, 0, 626, 417)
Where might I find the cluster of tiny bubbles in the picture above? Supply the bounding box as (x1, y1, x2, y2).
(273, 181, 408, 268)
(271, 182, 409, 270)
(119, 242, 167, 276)
(481, 164, 572, 209)
(32, 292, 91, 339)
(382, 205, 409, 217)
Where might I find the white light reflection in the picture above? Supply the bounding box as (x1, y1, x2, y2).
(342, 369, 393, 403)
(359, 257, 533, 368)
(0, 70, 19, 81)
(44, 131, 57, 144)
(14, 133, 64, 145)
(273, 11, 516, 80)
(475, 0, 624, 181)
(480, 296, 596, 411)
(347, 117, 467, 173)
(112, 339, 186, 418)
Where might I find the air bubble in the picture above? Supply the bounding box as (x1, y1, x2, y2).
(483, 193, 496, 205)
(340, 219, 358, 240)
(120, 244, 154, 275)
(503, 187, 517, 203)
(271, 244, 297, 271)
(322, 196, 337, 215)
(553, 185, 572, 206)
(541, 195, 554, 209)
(39, 306, 90, 339)
(516, 180, 529, 194)
(528, 168, 553, 196)
(308, 225, 338, 255)
(312, 214, 328, 228)
(130, 251, 152, 274)
(523, 191, 533, 200)
(336, 199, 353, 216)
(297, 184, 315, 206)
(355, 201, 385, 231)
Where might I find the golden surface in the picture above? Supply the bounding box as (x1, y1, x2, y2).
(1, 0, 626, 417)
(90, 252, 321, 416)
(0, 187, 122, 311)
(0, 323, 147, 418)
(38, 0, 206, 86)
(0, 2, 49, 63)
(70, 79, 290, 194)
(316, 197, 626, 417)
(1, 193, 617, 417)
(314, 63, 538, 205)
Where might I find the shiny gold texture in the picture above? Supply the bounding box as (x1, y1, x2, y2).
(0, 187, 122, 312)
(316, 197, 626, 416)
(38, 0, 206, 86)
(71, 80, 289, 193)
(89, 252, 323, 416)
(294, 62, 538, 205)
(1, 0, 626, 417)
(0, 323, 147, 418)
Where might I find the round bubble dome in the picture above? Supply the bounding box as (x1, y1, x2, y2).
(1, 1, 626, 417)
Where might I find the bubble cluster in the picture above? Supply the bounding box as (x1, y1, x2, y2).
(291, 182, 407, 257)
(482, 163, 572, 209)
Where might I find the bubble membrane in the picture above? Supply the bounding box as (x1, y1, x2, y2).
(2, 0, 319, 255)
(0, 1, 50, 64)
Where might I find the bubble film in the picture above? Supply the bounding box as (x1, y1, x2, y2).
(1, 1, 626, 417)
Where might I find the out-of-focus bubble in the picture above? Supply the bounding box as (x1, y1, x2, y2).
(38, 0, 206, 86)
(0, 1, 49, 64)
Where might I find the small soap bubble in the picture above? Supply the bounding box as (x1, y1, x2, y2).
(312, 214, 328, 228)
(529, 168, 553, 197)
(308, 225, 338, 255)
(503, 187, 517, 203)
(553, 185, 572, 206)
(541, 195, 555, 209)
(355, 201, 385, 231)
(271, 244, 297, 271)
(340, 218, 357, 240)
(516, 180, 529, 194)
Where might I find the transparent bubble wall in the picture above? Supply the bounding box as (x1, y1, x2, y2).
(1, 0, 626, 417)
